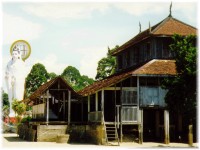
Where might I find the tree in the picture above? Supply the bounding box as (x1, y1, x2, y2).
(25, 63, 49, 98)
(48, 72, 57, 80)
(2, 90, 9, 107)
(162, 34, 197, 128)
(61, 66, 81, 88)
(11, 99, 26, 122)
(61, 66, 94, 91)
(95, 46, 118, 81)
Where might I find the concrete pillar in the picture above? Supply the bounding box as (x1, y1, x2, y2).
(188, 124, 193, 146)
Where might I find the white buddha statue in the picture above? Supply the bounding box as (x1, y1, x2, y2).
(5, 45, 26, 117)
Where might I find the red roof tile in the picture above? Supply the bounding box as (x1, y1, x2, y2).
(78, 59, 177, 96)
(112, 16, 197, 55)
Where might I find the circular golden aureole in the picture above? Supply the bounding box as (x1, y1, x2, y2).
(10, 40, 31, 61)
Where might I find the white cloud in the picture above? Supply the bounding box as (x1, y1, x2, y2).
(79, 46, 108, 79)
(113, 2, 167, 17)
(22, 3, 109, 20)
(3, 12, 43, 45)
(33, 53, 67, 75)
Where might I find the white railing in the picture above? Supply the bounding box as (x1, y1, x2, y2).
(88, 111, 102, 122)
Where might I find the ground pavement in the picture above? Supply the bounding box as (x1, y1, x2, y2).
(1, 133, 198, 149)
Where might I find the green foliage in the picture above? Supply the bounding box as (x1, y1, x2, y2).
(25, 63, 49, 97)
(2, 90, 9, 107)
(95, 46, 118, 81)
(61, 66, 94, 91)
(21, 116, 32, 123)
(162, 34, 197, 119)
(2, 105, 10, 117)
(48, 72, 57, 80)
(12, 99, 27, 116)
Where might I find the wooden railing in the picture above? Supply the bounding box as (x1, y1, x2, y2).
(121, 106, 138, 122)
(88, 111, 102, 122)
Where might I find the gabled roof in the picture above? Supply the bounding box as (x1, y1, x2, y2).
(29, 76, 78, 101)
(112, 16, 197, 55)
(78, 59, 177, 96)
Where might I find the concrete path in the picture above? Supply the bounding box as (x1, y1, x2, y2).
(1, 133, 198, 149)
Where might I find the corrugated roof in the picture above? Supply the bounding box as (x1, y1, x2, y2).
(112, 16, 197, 55)
(29, 76, 78, 101)
(78, 59, 177, 96)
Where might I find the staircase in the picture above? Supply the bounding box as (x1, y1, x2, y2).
(105, 123, 120, 146)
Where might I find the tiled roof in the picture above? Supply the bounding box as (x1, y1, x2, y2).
(133, 59, 177, 75)
(78, 59, 177, 96)
(29, 76, 78, 101)
(112, 16, 197, 55)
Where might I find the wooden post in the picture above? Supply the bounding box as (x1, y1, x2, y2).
(137, 76, 143, 144)
(120, 82, 123, 142)
(101, 90, 104, 112)
(63, 92, 65, 121)
(138, 109, 143, 144)
(95, 92, 98, 111)
(81, 100, 83, 122)
(164, 110, 170, 144)
(68, 90, 71, 125)
(88, 95, 90, 121)
(188, 124, 193, 146)
(46, 90, 49, 125)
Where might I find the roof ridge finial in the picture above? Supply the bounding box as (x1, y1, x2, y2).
(139, 21, 141, 33)
(149, 21, 151, 33)
(169, 2, 172, 17)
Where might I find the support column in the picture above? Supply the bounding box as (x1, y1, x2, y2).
(101, 90, 104, 112)
(138, 109, 143, 144)
(46, 90, 49, 125)
(95, 92, 98, 111)
(164, 110, 170, 144)
(88, 95, 90, 121)
(137, 76, 143, 144)
(120, 83, 123, 142)
(63, 92, 65, 120)
(68, 90, 71, 125)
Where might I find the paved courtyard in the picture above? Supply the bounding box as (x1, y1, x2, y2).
(1, 133, 198, 149)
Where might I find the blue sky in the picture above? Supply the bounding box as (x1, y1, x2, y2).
(1, 0, 199, 92)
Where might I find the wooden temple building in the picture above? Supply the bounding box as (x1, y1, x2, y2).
(24, 11, 197, 144)
(78, 14, 196, 144)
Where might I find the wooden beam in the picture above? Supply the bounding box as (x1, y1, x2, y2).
(40, 95, 52, 98)
(50, 89, 69, 91)
(104, 87, 120, 90)
(68, 90, 71, 125)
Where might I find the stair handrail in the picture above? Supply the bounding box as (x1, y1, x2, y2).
(101, 110, 108, 144)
